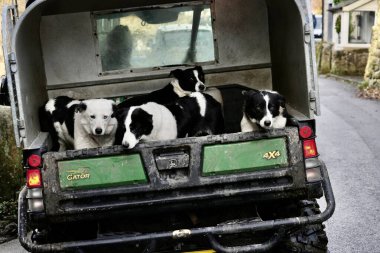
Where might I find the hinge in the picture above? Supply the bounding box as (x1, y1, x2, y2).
(304, 23, 311, 44)
(18, 119, 25, 129)
(9, 52, 17, 73)
(309, 90, 316, 111)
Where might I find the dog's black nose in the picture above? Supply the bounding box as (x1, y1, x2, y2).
(198, 84, 205, 91)
(122, 143, 129, 149)
(95, 128, 103, 135)
(264, 120, 271, 127)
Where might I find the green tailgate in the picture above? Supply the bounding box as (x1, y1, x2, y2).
(58, 154, 147, 190)
(202, 138, 288, 176)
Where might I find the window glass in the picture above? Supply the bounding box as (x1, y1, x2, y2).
(349, 11, 375, 44)
(95, 5, 215, 72)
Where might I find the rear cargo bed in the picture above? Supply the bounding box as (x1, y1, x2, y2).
(41, 126, 305, 221)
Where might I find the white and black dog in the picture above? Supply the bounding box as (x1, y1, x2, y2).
(240, 90, 290, 132)
(115, 92, 224, 149)
(117, 66, 206, 108)
(40, 96, 118, 151)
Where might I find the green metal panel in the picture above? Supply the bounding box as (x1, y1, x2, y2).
(202, 138, 288, 176)
(58, 154, 147, 190)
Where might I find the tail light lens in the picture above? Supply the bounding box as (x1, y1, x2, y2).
(299, 125, 313, 139)
(27, 169, 42, 188)
(303, 139, 318, 158)
(28, 154, 42, 167)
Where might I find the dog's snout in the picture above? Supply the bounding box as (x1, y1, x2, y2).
(122, 143, 130, 149)
(199, 84, 205, 91)
(95, 128, 103, 135)
(264, 120, 271, 127)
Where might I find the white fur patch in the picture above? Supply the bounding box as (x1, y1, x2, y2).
(122, 102, 178, 149)
(258, 94, 273, 128)
(273, 116, 287, 128)
(240, 114, 259, 132)
(171, 79, 192, 97)
(66, 100, 81, 108)
(190, 92, 207, 117)
(45, 99, 56, 114)
(193, 70, 206, 92)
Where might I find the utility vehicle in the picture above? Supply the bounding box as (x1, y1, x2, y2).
(2, 0, 335, 252)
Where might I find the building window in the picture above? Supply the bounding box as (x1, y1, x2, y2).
(349, 11, 375, 44)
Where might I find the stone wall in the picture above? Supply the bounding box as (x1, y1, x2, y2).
(317, 42, 333, 74)
(331, 48, 369, 76)
(317, 41, 369, 76)
(364, 0, 380, 87)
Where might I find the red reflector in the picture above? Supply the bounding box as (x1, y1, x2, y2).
(299, 126, 313, 139)
(303, 139, 318, 158)
(27, 169, 42, 188)
(28, 154, 42, 167)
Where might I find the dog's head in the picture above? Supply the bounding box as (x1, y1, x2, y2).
(169, 66, 206, 96)
(76, 99, 118, 136)
(242, 90, 286, 129)
(115, 106, 153, 149)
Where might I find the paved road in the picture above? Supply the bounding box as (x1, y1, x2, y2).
(1, 77, 380, 252)
(316, 77, 380, 253)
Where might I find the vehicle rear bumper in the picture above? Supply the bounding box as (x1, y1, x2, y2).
(18, 163, 335, 253)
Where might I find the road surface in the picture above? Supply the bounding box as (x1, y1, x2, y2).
(316, 77, 380, 253)
(1, 77, 379, 252)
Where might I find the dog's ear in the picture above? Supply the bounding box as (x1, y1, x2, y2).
(169, 69, 182, 79)
(75, 102, 87, 113)
(195, 65, 204, 75)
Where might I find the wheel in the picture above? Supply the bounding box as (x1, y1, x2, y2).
(272, 200, 328, 253)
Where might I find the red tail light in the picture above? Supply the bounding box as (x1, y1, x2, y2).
(28, 154, 42, 167)
(303, 139, 318, 158)
(27, 169, 42, 188)
(299, 126, 313, 139)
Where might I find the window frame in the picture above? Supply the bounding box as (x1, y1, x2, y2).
(91, 1, 218, 76)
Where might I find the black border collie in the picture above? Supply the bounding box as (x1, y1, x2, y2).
(241, 90, 291, 132)
(117, 66, 206, 108)
(115, 92, 224, 149)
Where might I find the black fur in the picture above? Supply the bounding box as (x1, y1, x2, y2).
(117, 66, 205, 109)
(114, 92, 224, 146)
(129, 108, 154, 140)
(167, 93, 224, 138)
(39, 96, 79, 151)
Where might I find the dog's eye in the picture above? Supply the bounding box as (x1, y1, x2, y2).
(103, 115, 108, 119)
(90, 115, 95, 119)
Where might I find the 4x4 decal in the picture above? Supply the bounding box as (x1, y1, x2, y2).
(263, 150, 281, 160)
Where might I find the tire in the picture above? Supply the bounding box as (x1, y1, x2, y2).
(272, 200, 328, 253)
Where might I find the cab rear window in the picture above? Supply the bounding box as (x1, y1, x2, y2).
(94, 4, 215, 73)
